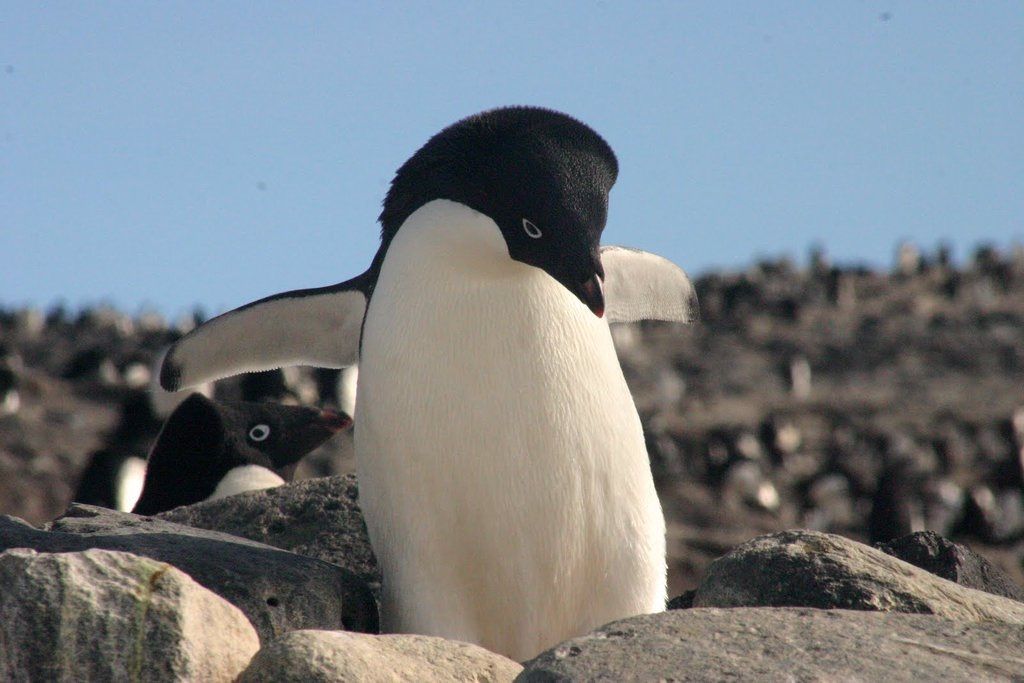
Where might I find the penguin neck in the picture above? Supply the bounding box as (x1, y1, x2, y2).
(383, 199, 525, 281)
(370, 198, 588, 326)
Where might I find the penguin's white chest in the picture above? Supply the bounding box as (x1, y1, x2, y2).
(208, 464, 285, 501)
(355, 200, 665, 661)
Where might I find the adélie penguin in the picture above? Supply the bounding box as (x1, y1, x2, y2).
(159, 106, 697, 659)
(74, 450, 148, 512)
(132, 393, 352, 515)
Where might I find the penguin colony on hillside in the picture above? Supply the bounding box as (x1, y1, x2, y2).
(158, 107, 697, 660)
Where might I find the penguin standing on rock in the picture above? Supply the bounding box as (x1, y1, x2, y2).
(132, 393, 351, 515)
(159, 106, 697, 660)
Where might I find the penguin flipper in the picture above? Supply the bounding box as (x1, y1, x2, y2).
(601, 246, 699, 324)
(160, 275, 369, 391)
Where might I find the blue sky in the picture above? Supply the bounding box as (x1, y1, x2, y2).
(2, 2, 1022, 317)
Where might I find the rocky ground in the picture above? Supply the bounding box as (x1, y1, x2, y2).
(4, 479, 1024, 680)
(3, 242, 1023, 594)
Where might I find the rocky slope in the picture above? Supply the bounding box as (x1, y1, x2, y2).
(2, 242, 1023, 593)
(5, 487, 1024, 680)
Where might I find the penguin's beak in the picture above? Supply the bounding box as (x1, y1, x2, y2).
(271, 408, 353, 471)
(571, 272, 605, 318)
(319, 409, 354, 432)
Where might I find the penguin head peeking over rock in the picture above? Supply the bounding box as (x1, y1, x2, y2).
(132, 392, 351, 515)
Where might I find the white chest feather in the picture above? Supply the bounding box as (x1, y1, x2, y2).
(115, 456, 147, 513)
(208, 465, 284, 501)
(356, 200, 665, 661)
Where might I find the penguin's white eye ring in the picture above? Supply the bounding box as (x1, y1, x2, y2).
(248, 424, 271, 442)
(522, 218, 543, 239)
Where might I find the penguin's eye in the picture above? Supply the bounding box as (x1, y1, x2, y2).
(248, 424, 271, 442)
(522, 218, 543, 239)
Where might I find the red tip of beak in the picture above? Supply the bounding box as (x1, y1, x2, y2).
(320, 409, 353, 432)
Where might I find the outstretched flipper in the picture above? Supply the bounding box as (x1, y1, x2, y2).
(160, 273, 370, 392)
(601, 246, 699, 324)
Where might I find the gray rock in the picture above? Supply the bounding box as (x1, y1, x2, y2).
(239, 630, 522, 683)
(692, 529, 1024, 624)
(158, 474, 380, 598)
(876, 530, 1024, 602)
(518, 607, 1024, 681)
(0, 548, 258, 682)
(665, 590, 695, 610)
(0, 504, 378, 643)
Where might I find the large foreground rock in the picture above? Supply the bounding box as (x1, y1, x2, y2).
(158, 474, 380, 598)
(0, 548, 258, 682)
(876, 530, 1024, 602)
(519, 607, 1024, 681)
(692, 529, 1024, 624)
(239, 630, 522, 683)
(0, 504, 377, 642)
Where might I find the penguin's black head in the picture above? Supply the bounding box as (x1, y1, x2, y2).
(214, 398, 352, 472)
(132, 393, 351, 515)
(379, 106, 618, 317)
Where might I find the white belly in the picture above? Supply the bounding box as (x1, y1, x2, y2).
(355, 201, 665, 661)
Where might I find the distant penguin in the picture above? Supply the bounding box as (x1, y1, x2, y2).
(132, 393, 351, 515)
(313, 367, 342, 407)
(75, 389, 166, 512)
(0, 364, 19, 415)
(74, 450, 148, 512)
(158, 107, 697, 659)
(868, 460, 923, 544)
(297, 364, 359, 478)
(337, 364, 358, 417)
(240, 368, 290, 403)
